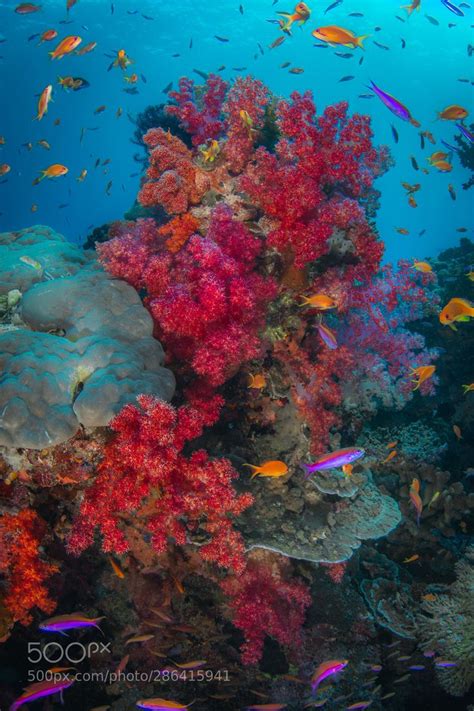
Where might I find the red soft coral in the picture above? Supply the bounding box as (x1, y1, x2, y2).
(221, 555, 311, 664)
(68, 395, 252, 574)
(0, 510, 58, 625)
(167, 74, 228, 146)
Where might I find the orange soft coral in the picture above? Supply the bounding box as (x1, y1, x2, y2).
(0, 510, 58, 626)
(159, 212, 201, 254)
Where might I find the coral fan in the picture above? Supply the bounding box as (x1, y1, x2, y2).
(0, 510, 57, 625)
(68, 394, 253, 573)
(221, 553, 311, 664)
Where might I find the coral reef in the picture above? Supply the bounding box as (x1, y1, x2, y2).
(0, 226, 175, 448)
(418, 547, 474, 696)
(455, 122, 474, 190)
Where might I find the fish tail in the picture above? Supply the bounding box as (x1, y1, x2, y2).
(301, 462, 313, 479)
(48, 50, 56, 59)
(243, 464, 260, 479)
(462, 385, 470, 394)
(298, 296, 309, 307)
(356, 34, 370, 49)
(93, 616, 106, 635)
(32, 173, 44, 186)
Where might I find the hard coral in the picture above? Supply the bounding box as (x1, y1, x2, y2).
(0, 510, 58, 626)
(68, 394, 253, 573)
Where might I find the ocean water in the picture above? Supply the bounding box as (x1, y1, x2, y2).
(0, 0, 472, 261)
(1, 2, 474, 711)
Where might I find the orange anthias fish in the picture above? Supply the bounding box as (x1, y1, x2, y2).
(15, 2, 41, 13)
(412, 260, 432, 273)
(432, 160, 453, 173)
(342, 464, 353, 478)
(462, 383, 474, 394)
(277, 2, 311, 34)
(396, 227, 410, 235)
(382, 450, 397, 464)
(439, 298, 474, 329)
(32, 163, 68, 185)
(108, 557, 125, 578)
(49, 35, 82, 59)
(38, 29, 58, 44)
(299, 293, 337, 310)
(0, 164, 11, 176)
(244, 460, 288, 479)
(453, 425, 462, 440)
(312, 25, 369, 49)
(76, 41, 97, 55)
(410, 365, 436, 390)
(248, 373, 266, 389)
(438, 105, 469, 121)
(311, 659, 349, 692)
(402, 182, 421, 194)
(35, 84, 53, 121)
(113, 49, 133, 70)
(387, 440, 398, 449)
(409, 478, 423, 525)
(124, 73, 138, 84)
(136, 698, 190, 709)
(402, 0, 421, 16)
(408, 195, 417, 208)
(428, 151, 448, 164)
(403, 554, 419, 563)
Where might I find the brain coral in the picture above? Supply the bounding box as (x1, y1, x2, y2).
(0, 226, 175, 449)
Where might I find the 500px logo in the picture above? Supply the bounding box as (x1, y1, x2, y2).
(28, 641, 111, 664)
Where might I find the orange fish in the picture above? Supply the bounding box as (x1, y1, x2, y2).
(410, 365, 436, 390)
(432, 160, 452, 173)
(76, 41, 97, 55)
(299, 293, 337, 310)
(312, 25, 369, 49)
(453, 425, 462, 440)
(32, 163, 68, 185)
(403, 554, 419, 563)
(427, 151, 448, 164)
(124, 73, 138, 84)
(412, 260, 432, 273)
(49, 35, 82, 59)
(409, 478, 423, 525)
(382, 450, 397, 464)
(401, 182, 421, 193)
(408, 195, 417, 208)
(421, 130, 435, 144)
(422, 593, 437, 602)
(94, 105, 106, 114)
(108, 557, 125, 578)
(244, 460, 288, 479)
(0, 163, 11, 176)
(277, 2, 311, 34)
(438, 105, 469, 121)
(439, 298, 474, 329)
(136, 699, 189, 710)
(387, 440, 398, 449)
(38, 29, 58, 44)
(113, 48, 132, 70)
(401, 0, 421, 15)
(462, 383, 474, 394)
(67, 0, 78, 10)
(342, 464, 353, 478)
(15, 2, 41, 12)
(248, 374, 266, 389)
(35, 84, 52, 121)
(396, 227, 409, 235)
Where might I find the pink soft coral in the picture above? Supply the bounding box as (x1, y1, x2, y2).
(167, 74, 228, 146)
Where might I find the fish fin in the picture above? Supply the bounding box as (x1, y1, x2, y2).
(356, 34, 370, 49)
(276, 11, 293, 18)
(298, 296, 309, 307)
(457, 315, 470, 322)
(301, 463, 313, 479)
(243, 464, 260, 478)
(448, 322, 458, 331)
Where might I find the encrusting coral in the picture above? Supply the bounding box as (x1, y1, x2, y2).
(418, 547, 474, 697)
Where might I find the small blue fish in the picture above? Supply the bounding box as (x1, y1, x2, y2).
(441, 0, 464, 15)
(441, 139, 460, 153)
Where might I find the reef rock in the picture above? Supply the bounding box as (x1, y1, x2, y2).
(0, 225, 175, 449)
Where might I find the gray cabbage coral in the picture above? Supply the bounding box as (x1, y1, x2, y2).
(417, 548, 474, 697)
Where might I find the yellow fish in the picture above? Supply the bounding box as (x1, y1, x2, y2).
(299, 293, 337, 310)
(248, 373, 266, 389)
(410, 365, 436, 390)
(439, 298, 474, 329)
(412, 260, 432, 273)
(438, 105, 469, 121)
(462, 383, 474, 394)
(200, 139, 220, 163)
(33, 163, 68, 185)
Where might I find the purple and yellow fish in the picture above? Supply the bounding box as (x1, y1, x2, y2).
(302, 447, 365, 478)
(369, 80, 420, 126)
(10, 677, 75, 711)
(136, 699, 189, 710)
(39, 613, 105, 635)
(316, 316, 338, 349)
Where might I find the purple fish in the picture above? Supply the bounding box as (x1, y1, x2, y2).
(10, 677, 74, 711)
(435, 660, 457, 668)
(316, 320, 338, 349)
(456, 122, 474, 143)
(441, 139, 460, 153)
(368, 80, 420, 126)
(39, 613, 105, 635)
(302, 447, 365, 477)
(409, 665, 426, 670)
(441, 0, 464, 15)
(311, 659, 349, 691)
(136, 700, 188, 710)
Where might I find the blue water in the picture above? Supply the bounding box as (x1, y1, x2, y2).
(0, 0, 472, 262)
